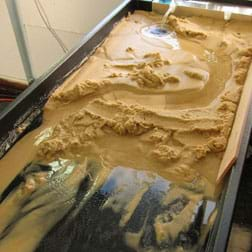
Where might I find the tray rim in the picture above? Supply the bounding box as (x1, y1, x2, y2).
(0, 1, 251, 251)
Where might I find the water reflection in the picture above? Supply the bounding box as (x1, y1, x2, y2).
(0, 161, 217, 252)
(141, 24, 180, 49)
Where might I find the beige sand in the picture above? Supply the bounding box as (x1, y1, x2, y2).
(1, 11, 251, 194)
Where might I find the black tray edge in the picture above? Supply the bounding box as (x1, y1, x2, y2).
(208, 105, 252, 252)
(0, 0, 136, 156)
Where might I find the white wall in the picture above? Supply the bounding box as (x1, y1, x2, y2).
(0, 0, 26, 81)
(19, 0, 124, 33)
(0, 0, 124, 81)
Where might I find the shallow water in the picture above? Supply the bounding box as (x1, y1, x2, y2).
(0, 161, 217, 252)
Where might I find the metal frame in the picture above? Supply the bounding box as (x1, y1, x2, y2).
(0, 0, 252, 251)
(201, 0, 252, 7)
(206, 105, 252, 252)
(5, 0, 34, 83)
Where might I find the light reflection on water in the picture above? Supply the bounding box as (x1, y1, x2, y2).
(141, 24, 180, 49)
(0, 159, 218, 252)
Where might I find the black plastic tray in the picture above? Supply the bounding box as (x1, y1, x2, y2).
(0, 1, 251, 251)
(201, 0, 252, 7)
